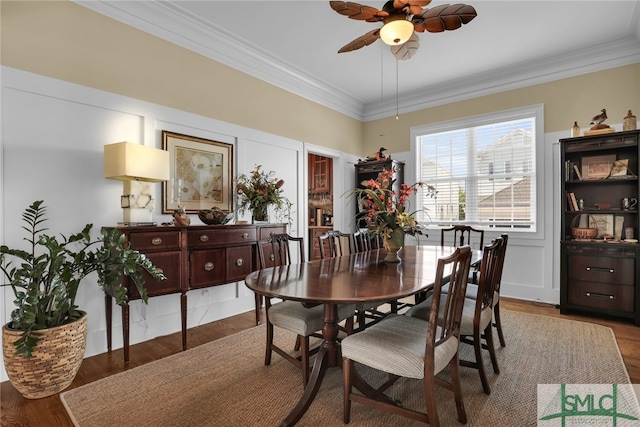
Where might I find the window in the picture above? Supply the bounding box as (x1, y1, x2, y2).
(412, 105, 543, 232)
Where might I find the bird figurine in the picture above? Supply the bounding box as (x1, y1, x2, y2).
(366, 147, 387, 161)
(589, 108, 609, 129)
(173, 205, 191, 226)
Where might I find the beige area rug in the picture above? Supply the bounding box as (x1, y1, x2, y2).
(61, 310, 631, 426)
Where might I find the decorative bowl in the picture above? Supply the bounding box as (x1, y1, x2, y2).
(197, 208, 233, 225)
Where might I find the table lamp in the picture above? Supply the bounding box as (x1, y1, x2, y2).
(104, 142, 170, 225)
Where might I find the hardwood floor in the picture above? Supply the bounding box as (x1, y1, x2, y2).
(1, 298, 638, 426)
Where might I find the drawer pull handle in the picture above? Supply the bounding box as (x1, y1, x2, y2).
(200, 235, 209, 242)
(242, 232, 249, 239)
(585, 267, 614, 273)
(151, 237, 162, 245)
(585, 292, 614, 300)
(269, 254, 275, 262)
(204, 262, 215, 271)
(236, 258, 244, 267)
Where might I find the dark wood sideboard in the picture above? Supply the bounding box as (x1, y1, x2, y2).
(104, 223, 286, 362)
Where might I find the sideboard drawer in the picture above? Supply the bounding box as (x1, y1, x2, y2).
(226, 246, 254, 281)
(568, 255, 634, 285)
(259, 226, 287, 240)
(189, 248, 226, 288)
(129, 251, 182, 298)
(128, 231, 181, 251)
(187, 227, 257, 248)
(568, 281, 634, 313)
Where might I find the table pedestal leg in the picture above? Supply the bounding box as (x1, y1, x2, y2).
(280, 303, 339, 426)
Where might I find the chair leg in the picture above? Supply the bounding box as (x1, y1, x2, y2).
(423, 376, 440, 427)
(473, 327, 491, 395)
(494, 302, 506, 347)
(449, 354, 468, 424)
(343, 357, 353, 424)
(265, 321, 274, 366)
(301, 336, 310, 386)
(294, 335, 302, 351)
(254, 293, 262, 325)
(484, 323, 500, 374)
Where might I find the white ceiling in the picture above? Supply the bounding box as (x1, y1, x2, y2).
(77, 1, 640, 121)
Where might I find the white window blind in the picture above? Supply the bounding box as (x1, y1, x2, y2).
(415, 107, 540, 231)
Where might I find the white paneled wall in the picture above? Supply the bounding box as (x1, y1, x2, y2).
(0, 67, 313, 381)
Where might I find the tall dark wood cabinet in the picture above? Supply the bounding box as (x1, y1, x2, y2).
(355, 159, 404, 228)
(559, 129, 640, 325)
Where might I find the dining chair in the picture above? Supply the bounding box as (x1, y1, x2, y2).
(317, 231, 339, 259)
(406, 236, 506, 394)
(257, 233, 355, 385)
(353, 229, 380, 253)
(318, 230, 356, 258)
(463, 233, 509, 347)
(341, 246, 472, 426)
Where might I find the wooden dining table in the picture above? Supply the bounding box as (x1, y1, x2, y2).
(244, 245, 481, 426)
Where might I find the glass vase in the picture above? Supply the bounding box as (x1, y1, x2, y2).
(252, 204, 269, 223)
(383, 228, 405, 263)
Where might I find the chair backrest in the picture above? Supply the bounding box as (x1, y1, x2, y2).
(318, 230, 356, 258)
(473, 236, 506, 313)
(257, 233, 305, 269)
(440, 225, 485, 250)
(354, 229, 381, 253)
(493, 233, 509, 293)
(317, 231, 338, 259)
(426, 246, 472, 365)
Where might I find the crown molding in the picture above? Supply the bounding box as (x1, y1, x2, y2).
(364, 36, 640, 122)
(76, 1, 640, 123)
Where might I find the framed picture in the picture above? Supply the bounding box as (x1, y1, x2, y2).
(162, 131, 233, 213)
(588, 214, 613, 238)
(609, 159, 628, 177)
(581, 155, 616, 180)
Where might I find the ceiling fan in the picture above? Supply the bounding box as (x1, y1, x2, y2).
(330, 0, 477, 60)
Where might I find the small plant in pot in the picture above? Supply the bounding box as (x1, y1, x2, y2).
(0, 200, 165, 398)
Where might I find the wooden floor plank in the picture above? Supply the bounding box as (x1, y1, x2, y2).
(1, 298, 638, 427)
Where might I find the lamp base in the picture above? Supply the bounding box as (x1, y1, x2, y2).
(122, 207, 154, 224)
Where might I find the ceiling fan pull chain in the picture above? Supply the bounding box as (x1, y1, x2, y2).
(396, 57, 400, 120)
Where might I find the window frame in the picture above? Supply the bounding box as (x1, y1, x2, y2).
(410, 104, 545, 237)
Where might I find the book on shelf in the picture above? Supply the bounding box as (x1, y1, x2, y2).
(573, 164, 583, 180)
(567, 192, 579, 211)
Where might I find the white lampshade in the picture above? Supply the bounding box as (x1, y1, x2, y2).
(104, 142, 170, 225)
(104, 142, 169, 182)
(379, 18, 414, 46)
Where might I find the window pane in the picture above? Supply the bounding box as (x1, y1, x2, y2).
(416, 111, 537, 231)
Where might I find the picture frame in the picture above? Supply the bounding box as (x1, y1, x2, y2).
(588, 214, 613, 238)
(581, 155, 616, 180)
(162, 131, 233, 213)
(609, 159, 628, 177)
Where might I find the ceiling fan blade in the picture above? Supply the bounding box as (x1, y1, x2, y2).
(330, 1, 388, 21)
(393, 0, 432, 15)
(412, 4, 477, 33)
(338, 28, 381, 53)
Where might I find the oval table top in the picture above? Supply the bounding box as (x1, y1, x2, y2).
(245, 245, 478, 305)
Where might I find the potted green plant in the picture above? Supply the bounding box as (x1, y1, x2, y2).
(0, 200, 165, 398)
(235, 164, 292, 225)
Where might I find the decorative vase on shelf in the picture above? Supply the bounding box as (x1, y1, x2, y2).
(382, 228, 405, 263)
(252, 204, 269, 223)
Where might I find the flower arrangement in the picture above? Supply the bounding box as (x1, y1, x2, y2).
(355, 168, 437, 240)
(235, 165, 292, 223)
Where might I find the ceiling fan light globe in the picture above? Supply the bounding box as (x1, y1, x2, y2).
(380, 19, 414, 46)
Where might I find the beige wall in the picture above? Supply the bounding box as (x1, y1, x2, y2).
(0, 1, 364, 155)
(363, 64, 640, 154)
(2, 1, 638, 158)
